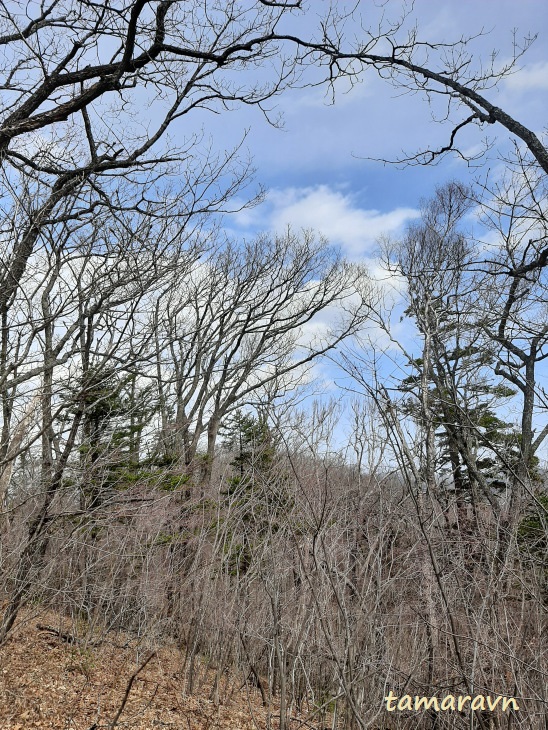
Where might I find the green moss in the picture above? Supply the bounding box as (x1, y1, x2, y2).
(153, 530, 190, 546)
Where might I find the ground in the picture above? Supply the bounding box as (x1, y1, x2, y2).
(0, 609, 283, 730)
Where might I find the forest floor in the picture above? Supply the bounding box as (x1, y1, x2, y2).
(0, 608, 300, 730)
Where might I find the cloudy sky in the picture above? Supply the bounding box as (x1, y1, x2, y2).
(199, 0, 548, 262)
(196, 0, 547, 443)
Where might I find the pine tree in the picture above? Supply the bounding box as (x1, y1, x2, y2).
(219, 410, 288, 575)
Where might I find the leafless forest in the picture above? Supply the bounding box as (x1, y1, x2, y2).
(0, 2, 546, 729)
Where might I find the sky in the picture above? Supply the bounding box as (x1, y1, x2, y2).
(193, 0, 548, 452)
(195, 0, 548, 263)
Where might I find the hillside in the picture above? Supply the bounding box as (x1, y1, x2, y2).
(0, 609, 285, 730)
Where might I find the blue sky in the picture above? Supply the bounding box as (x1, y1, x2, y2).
(195, 0, 548, 259)
(194, 0, 548, 454)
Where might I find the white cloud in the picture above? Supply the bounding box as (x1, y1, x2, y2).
(233, 185, 420, 260)
(504, 61, 548, 92)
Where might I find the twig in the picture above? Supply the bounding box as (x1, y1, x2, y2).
(107, 651, 157, 729)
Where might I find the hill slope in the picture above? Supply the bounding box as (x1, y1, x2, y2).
(0, 610, 278, 730)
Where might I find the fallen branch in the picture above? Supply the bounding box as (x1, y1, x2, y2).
(36, 623, 81, 645)
(107, 651, 157, 729)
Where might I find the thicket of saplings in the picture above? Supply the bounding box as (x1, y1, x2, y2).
(0, 224, 545, 730)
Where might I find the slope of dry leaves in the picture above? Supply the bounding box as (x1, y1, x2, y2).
(0, 608, 291, 730)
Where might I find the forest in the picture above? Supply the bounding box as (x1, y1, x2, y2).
(0, 1, 546, 729)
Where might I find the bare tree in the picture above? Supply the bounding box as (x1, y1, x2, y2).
(0, 205, 201, 641)
(151, 229, 370, 483)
